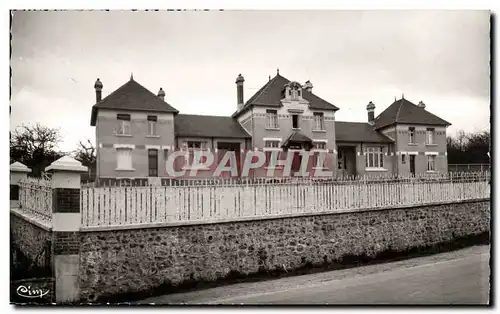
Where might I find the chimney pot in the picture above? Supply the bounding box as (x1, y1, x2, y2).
(303, 80, 313, 93)
(236, 74, 245, 110)
(94, 78, 103, 103)
(158, 88, 165, 101)
(366, 101, 375, 125)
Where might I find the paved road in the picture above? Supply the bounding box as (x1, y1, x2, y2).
(140, 245, 490, 305)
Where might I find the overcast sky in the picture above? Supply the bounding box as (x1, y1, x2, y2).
(10, 10, 490, 152)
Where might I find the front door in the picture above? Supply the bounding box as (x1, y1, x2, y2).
(409, 155, 416, 175)
(291, 152, 302, 173)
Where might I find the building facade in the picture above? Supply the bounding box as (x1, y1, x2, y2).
(90, 72, 451, 182)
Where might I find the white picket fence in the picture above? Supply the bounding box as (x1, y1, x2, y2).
(80, 172, 490, 227)
(18, 177, 53, 222)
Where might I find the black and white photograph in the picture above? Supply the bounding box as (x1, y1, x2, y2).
(8, 8, 492, 306)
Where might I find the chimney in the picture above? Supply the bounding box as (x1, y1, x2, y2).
(158, 88, 165, 101)
(418, 101, 426, 109)
(367, 101, 376, 125)
(236, 74, 245, 110)
(94, 78, 103, 103)
(303, 80, 313, 93)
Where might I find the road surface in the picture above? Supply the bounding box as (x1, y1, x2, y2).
(140, 245, 490, 305)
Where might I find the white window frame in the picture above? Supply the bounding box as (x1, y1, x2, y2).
(364, 147, 385, 170)
(311, 140, 328, 170)
(147, 120, 157, 136)
(426, 128, 435, 145)
(116, 148, 133, 171)
(266, 110, 279, 129)
(408, 127, 415, 144)
(313, 112, 325, 131)
(117, 120, 131, 136)
(312, 140, 328, 151)
(184, 141, 208, 169)
(427, 155, 436, 172)
(263, 138, 282, 151)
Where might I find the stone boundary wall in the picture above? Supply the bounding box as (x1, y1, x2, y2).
(78, 199, 490, 302)
(10, 210, 52, 269)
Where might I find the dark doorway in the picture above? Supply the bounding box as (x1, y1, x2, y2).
(409, 155, 416, 175)
(291, 152, 302, 173)
(337, 146, 357, 177)
(217, 142, 241, 177)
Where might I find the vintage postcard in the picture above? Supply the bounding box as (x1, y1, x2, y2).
(9, 9, 491, 305)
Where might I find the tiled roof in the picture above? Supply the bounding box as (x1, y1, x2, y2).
(335, 121, 394, 143)
(233, 74, 339, 117)
(374, 98, 451, 129)
(174, 114, 251, 139)
(90, 78, 179, 126)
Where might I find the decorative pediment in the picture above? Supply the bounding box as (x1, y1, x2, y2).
(284, 81, 304, 101)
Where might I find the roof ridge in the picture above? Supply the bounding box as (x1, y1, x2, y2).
(336, 121, 370, 124)
(394, 99, 404, 123)
(177, 113, 233, 118)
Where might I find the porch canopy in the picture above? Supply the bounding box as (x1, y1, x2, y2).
(281, 131, 313, 150)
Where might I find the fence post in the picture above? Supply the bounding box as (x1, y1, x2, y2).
(45, 156, 87, 304)
(10, 161, 32, 208)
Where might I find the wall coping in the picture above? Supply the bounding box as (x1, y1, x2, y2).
(10, 161, 31, 173)
(79, 198, 490, 233)
(10, 208, 52, 231)
(45, 155, 88, 173)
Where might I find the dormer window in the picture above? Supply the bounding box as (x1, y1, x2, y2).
(285, 81, 303, 101)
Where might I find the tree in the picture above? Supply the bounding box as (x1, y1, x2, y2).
(10, 123, 64, 177)
(447, 129, 490, 164)
(73, 139, 96, 168)
(73, 139, 97, 182)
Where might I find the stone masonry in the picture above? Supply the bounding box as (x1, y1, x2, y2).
(11, 213, 52, 269)
(78, 199, 490, 302)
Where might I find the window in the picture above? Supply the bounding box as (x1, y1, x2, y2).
(297, 90, 301, 97)
(147, 115, 157, 136)
(427, 155, 436, 171)
(426, 128, 435, 145)
(116, 148, 132, 170)
(187, 141, 206, 149)
(292, 114, 300, 129)
(313, 141, 326, 150)
(184, 141, 207, 168)
(117, 114, 131, 135)
(148, 149, 158, 177)
(313, 112, 325, 131)
(266, 110, 279, 129)
(408, 127, 415, 144)
(402, 154, 406, 164)
(264, 140, 280, 148)
(365, 147, 384, 168)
